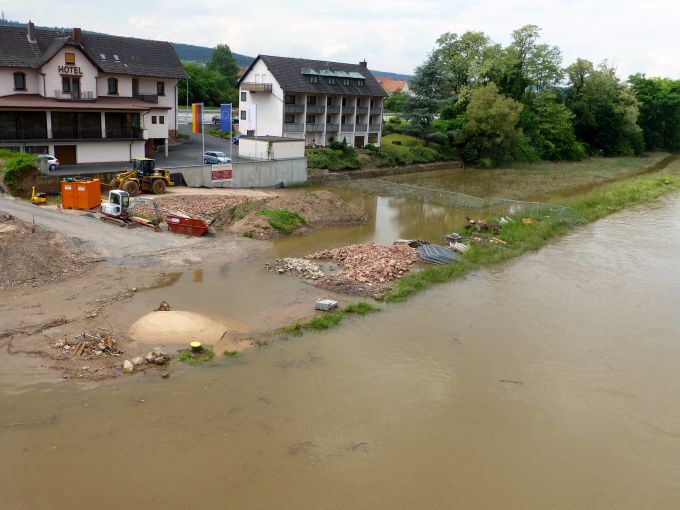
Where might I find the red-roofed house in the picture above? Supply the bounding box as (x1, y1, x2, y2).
(375, 76, 410, 95)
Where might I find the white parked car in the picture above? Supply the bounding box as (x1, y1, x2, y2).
(203, 151, 232, 164)
(37, 154, 59, 171)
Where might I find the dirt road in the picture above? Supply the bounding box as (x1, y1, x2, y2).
(0, 195, 203, 258)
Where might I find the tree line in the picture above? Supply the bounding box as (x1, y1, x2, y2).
(387, 25, 680, 167)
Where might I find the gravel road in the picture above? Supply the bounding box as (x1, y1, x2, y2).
(0, 195, 204, 259)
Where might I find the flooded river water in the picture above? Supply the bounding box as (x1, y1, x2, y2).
(2, 192, 680, 508)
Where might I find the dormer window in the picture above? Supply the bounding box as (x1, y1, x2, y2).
(107, 77, 118, 95)
(328, 77, 335, 85)
(342, 78, 350, 86)
(309, 75, 319, 84)
(100, 53, 107, 60)
(113, 54, 120, 62)
(65, 52, 75, 65)
(13, 72, 26, 91)
(358, 79, 365, 87)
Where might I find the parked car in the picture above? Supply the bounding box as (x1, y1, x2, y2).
(211, 114, 221, 125)
(232, 135, 240, 145)
(37, 154, 59, 171)
(203, 151, 232, 164)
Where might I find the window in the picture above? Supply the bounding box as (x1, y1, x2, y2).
(328, 77, 335, 85)
(306, 115, 315, 124)
(341, 115, 346, 124)
(342, 97, 347, 106)
(241, 110, 246, 120)
(62, 77, 81, 96)
(64, 52, 75, 65)
(62, 77, 71, 93)
(159, 116, 164, 124)
(100, 53, 107, 60)
(113, 54, 119, 62)
(241, 91, 247, 102)
(309, 75, 319, 84)
(284, 95, 295, 105)
(358, 79, 365, 87)
(13, 72, 26, 91)
(151, 116, 157, 124)
(284, 114, 295, 124)
(326, 115, 331, 124)
(370, 99, 374, 108)
(306, 96, 316, 105)
(157, 82, 165, 96)
(107, 77, 118, 95)
(343, 78, 350, 86)
(327, 97, 333, 106)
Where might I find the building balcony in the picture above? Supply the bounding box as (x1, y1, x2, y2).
(134, 94, 159, 104)
(241, 82, 273, 92)
(52, 128, 103, 139)
(342, 107, 355, 115)
(355, 124, 368, 132)
(105, 127, 143, 139)
(0, 128, 48, 141)
(306, 105, 325, 113)
(326, 106, 340, 113)
(305, 123, 325, 132)
(370, 108, 382, 115)
(284, 104, 305, 113)
(356, 106, 369, 114)
(340, 124, 354, 132)
(326, 123, 339, 132)
(369, 124, 382, 132)
(283, 123, 304, 132)
(53, 90, 95, 101)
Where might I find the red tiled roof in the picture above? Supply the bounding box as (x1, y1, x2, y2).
(375, 76, 407, 94)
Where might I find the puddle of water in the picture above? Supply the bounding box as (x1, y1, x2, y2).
(2, 194, 680, 508)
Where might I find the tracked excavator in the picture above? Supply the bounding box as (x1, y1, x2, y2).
(100, 189, 162, 231)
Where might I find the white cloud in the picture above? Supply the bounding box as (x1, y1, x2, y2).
(4, 0, 680, 77)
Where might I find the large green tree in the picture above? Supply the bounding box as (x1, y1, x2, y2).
(179, 61, 237, 107)
(461, 83, 528, 166)
(402, 51, 450, 133)
(629, 74, 680, 151)
(207, 44, 239, 88)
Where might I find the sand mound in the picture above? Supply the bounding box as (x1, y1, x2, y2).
(128, 310, 249, 346)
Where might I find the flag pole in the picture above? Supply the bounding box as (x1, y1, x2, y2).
(229, 103, 233, 162)
(201, 102, 205, 162)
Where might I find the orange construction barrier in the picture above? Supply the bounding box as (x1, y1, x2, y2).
(61, 178, 101, 210)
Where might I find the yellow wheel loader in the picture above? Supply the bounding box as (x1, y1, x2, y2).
(109, 158, 173, 197)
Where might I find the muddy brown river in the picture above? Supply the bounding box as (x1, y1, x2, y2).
(2, 193, 680, 509)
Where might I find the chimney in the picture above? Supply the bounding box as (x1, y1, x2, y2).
(27, 20, 36, 43)
(359, 60, 367, 69)
(72, 27, 82, 44)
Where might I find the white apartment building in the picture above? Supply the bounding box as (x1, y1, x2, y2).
(0, 22, 186, 165)
(237, 55, 388, 147)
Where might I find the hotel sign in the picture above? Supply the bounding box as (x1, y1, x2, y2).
(58, 65, 83, 75)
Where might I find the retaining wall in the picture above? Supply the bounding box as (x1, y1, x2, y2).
(231, 158, 307, 188)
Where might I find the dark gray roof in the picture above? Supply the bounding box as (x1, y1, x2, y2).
(239, 55, 387, 97)
(0, 25, 187, 79)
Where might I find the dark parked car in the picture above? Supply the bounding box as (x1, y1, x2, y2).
(212, 115, 240, 126)
(232, 135, 240, 145)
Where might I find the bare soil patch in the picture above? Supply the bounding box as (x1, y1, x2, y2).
(213, 189, 367, 239)
(0, 213, 95, 291)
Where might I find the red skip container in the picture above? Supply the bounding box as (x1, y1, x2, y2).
(165, 213, 209, 237)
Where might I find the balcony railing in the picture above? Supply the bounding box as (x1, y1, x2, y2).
(355, 124, 368, 132)
(284, 104, 305, 113)
(53, 90, 95, 100)
(369, 124, 382, 132)
(306, 105, 325, 113)
(241, 82, 273, 92)
(134, 94, 159, 104)
(283, 123, 304, 132)
(0, 127, 48, 140)
(305, 123, 325, 132)
(342, 107, 355, 115)
(105, 127, 143, 139)
(326, 106, 340, 113)
(340, 124, 354, 132)
(52, 128, 103, 139)
(356, 106, 369, 114)
(370, 108, 382, 115)
(325, 123, 339, 132)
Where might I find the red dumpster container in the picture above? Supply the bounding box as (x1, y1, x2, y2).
(165, 213, 209, 236)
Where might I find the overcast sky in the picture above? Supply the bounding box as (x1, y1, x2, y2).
(3, 0, 678, 78)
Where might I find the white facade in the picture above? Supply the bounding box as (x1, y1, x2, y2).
(238, 58, 385, 148)
(238, 137, 305, 160)
(0, 26, 182, 165)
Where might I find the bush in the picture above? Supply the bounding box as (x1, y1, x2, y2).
(259, 209, 306, 234)
(374, 145, 441, 167)
(1, 152, 37, 197)
(306, 147, 360, 170)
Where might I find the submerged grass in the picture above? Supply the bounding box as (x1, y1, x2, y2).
(281, 301, 380, 337)
(177, 347, 215, 364)
(384, 171, 680, 302)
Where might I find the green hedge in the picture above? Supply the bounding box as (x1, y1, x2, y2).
(0, 151, 37, 197)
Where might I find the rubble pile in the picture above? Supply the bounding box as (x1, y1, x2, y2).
(53, 332, 123, 358)
(269, 258, 325, 280)
(123, 347, 171, 374)
(155, 195, 249, 217)
(309, 243, 418, 284)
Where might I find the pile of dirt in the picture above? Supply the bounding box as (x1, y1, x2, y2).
(309, 243, 418, 284)
(0, 213, 92, 290)
(131, 194, 250, 221)
(212, 190, 367, 238)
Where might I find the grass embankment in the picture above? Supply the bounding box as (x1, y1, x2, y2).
(306, 135, 452, 171)
(259, 209, 306, 234)
(385, 168, 680, 302)
(384, 152, 672, 200)
(281, 301, 380, 336)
